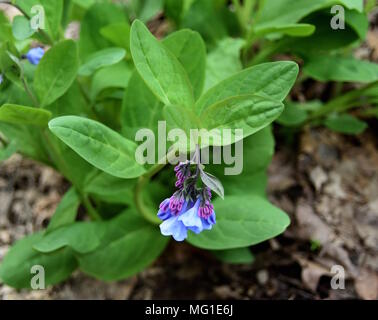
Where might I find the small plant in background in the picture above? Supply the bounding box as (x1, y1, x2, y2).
(0, 0, 376, 290)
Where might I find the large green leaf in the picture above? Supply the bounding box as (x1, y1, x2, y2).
(0, 233, 77, 289)
(187, 195, 290, 250)
(122, 29, 205, 138)
(78, 212, 169, 281)
(196, 61, 299, 114)
(34, 40, 79, 107)
(0, 104, 52, 127)
(48, 116, 146, 179)
(78, 48, 126, 77)
(163, 29, 206, 99)
(201, 94, 284, 145)
(304, 55, 378, 83)
(130, 20, 194, 108)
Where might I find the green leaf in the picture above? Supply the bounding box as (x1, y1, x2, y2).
(127, 0, 164, 22)
(12, 15, 35, 40)
(14, 0, 63, 41)
(255, 23, 315, 37)
(46, 188, 80, 233)
(90, 61, 133, 100)
(0, 104, 52, 127)
(48, 116, 146, 179)
(187, 195, 290, 250)
(78, 47, 126, 77)
(256, 0, 364, 30)
(277, 102, 309, 127)
(200, 170, 224, 199)
(121, 71, 163, 139)
(34, 222, 101, 254)
(210, 126, 274, 197)
(100, 22, 131, 50)
(130, 20, 194, 108)
(0, 141, 18, 162)
(212, 247, 255, 264)
(163, 29, 206, 99)
(288, 11, 366, 54)
(201, 94, 284, 145)
(0, 233, 77, 289)
(324, 114, 368, 135)
(79, 3, 127, 59)
(78, 211, 169, 281)
(205, 37, 244, 91)
(122, 28, 205, 138)
(34, 40, 79, 107)
(196, 61, 299, 114)
(304, 55, 378, 83)
(181, 0, 231, 44)
(84, 171, 136, 205)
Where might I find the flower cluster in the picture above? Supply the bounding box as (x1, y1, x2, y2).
(157, 162, 217, 241)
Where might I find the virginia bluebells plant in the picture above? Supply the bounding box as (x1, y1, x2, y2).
(26, 47, 44, 65)
(158, 148, 222, 241)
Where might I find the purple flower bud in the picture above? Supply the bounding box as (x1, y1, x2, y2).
(26, 47, 44, 65)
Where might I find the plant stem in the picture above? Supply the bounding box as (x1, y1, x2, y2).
(310, 81, 378, 118)
(134, 148, 178, 225)
(21, 77, 39, 107)
(81, 194, 101, 221)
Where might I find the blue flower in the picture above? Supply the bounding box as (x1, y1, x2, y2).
(0, 74, 3, 85)
(159, 199, 191, 242)
(158, 197, 216, 242)
(178, 199, 216, 234)
(157, 157, 219, 242)
(26, 47, 44, 65)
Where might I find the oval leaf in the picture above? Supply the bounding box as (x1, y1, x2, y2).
(0, 233, 77, 289)
(78, 47, 126, 76)
(200, 170, 224, 199)
(48, 116, 146, 179)
(196, 61, 298, 114)
(0, 104, 52, 127)
(130, 20, 194, 108)
(34, 40, 79, 107)
(187, 195, 290, 250)
(78, 212, 169, 281)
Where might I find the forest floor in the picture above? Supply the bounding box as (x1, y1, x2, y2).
(1, 126, 377, 300)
